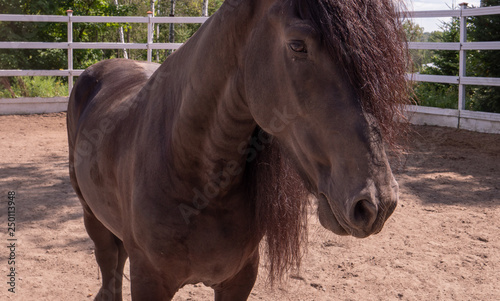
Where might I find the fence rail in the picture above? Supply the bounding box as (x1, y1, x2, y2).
(0, 13, 208, 23)
(0, 7, 499, 134)
(0, 10, 208, 96)
(406, 3, 500, 134)
(407, 4, 500, 94)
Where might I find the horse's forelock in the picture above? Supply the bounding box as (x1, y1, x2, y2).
(302, 0, 410, 148)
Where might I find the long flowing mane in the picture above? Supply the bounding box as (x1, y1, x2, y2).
(253, 0, 409, 282)
(302, 0, 410, 145)
(249, 130, 309, 283)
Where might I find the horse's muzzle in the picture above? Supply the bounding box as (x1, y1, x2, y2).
(318, 178, 398, 238)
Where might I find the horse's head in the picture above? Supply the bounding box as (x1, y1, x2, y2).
(243, 0, 407, 238)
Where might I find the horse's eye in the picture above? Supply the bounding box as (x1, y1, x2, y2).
(289, 41, 307, 53)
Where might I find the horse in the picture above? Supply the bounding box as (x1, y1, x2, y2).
(67, 0, 408, 300)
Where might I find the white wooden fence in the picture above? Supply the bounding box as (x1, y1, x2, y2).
(0, 10, 208, 115)
(0, 6, 499, 134)
(407, 4, 500, 134)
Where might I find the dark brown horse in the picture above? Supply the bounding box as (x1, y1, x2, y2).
(67, 0, 408, 300)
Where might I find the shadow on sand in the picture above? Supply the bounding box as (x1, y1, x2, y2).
(391, 125, 500, 207)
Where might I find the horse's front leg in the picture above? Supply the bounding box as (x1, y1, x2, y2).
(213, 251, 260, 301)
(128, 253, 182, 301)
(82, 208, 128, 301)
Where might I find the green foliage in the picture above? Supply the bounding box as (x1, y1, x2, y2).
(0, 0, 224, 98)
(413, 82, 458, 109)
(0, 0, 225, 67)
(151, 0, 224, 61)
(408, 16, 460, 109)
(403, 20, 426, 72)
(403, 20, 445, 74)
(466, 0, 500, 113)
(403, 19, 424, 42)
(0, 0, 67, 70)
(412, 1, 500, 113)
(424, 17, 460, 77)
(0, 76, 68, 98)
(0, 0, 139, 69)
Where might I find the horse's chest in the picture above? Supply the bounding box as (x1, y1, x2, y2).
(185, 212, 260, 282)
(187, 227, 258, 284)
(134, 201, 260, 285)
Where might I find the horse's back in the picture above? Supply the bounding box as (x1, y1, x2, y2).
(67, 58, 159, 135)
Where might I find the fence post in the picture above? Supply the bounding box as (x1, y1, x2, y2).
(67, 10, 73, 95)
(458, 2, 468, 127)
(147, 11, 153, 62)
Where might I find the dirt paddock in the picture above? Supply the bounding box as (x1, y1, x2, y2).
(0, 113, 499, 301)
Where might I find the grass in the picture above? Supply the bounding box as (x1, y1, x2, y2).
(0, 76, 69, 98)
(412, 82, 459, 109)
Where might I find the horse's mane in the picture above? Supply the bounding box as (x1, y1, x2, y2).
(301, 0, 410, 146)
(248, 129, 309, 284)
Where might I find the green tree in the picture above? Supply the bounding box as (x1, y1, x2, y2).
(151, 0, 223, 60)
(70, 0, 138, 68)
(414, 1, 500, 113)
(412, 16, 461, 109)
(424, 17, 460, 77)
(403, 20, 425, 72)
(0, 0, 138, 70)
(0, 0, 224, 97)
(0, 0, 69, 70)
(467, 0, 500, 113)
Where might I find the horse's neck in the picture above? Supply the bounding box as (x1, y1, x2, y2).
(152, 1, 266, 189)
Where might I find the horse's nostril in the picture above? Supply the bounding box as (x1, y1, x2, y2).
(352, 199, 377, 227)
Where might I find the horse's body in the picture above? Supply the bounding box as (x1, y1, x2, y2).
(67, 0, 408, 300)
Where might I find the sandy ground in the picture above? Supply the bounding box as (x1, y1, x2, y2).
(0, 113, 499, 301)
